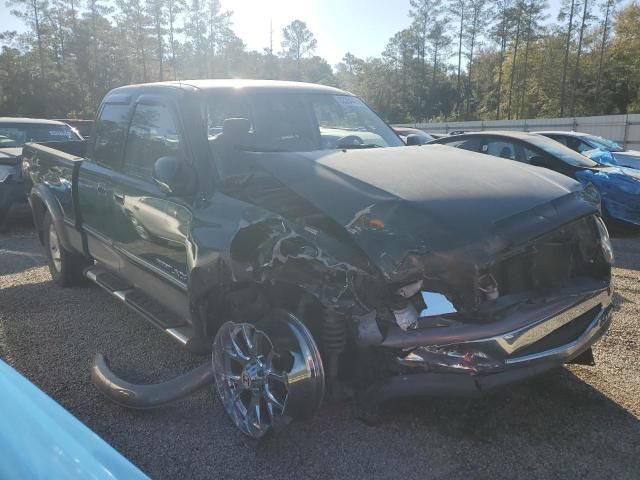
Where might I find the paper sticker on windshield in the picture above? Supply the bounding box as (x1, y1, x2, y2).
(49, 130, 72, 137)
(333, 95, 366, 108)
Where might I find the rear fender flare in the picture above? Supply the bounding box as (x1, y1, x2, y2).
(30, 185, 73, 252)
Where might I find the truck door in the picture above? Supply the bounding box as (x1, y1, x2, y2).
(109, 97, 192, 318)
(78, 100, 131, 271)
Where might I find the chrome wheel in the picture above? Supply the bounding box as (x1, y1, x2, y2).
(48, 223, 62, 273)
(212, 311, 325, 438)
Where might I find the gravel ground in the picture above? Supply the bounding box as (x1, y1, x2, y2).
(1, 216, 639, 480)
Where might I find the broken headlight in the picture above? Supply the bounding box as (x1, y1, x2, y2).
(595, 216, 614, 265)
(399, 346, 503, 374)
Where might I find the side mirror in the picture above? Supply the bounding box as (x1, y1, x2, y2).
(405, 134, 424, 146)
(152, 156, 195, 195)
(529, 156, 550, 168)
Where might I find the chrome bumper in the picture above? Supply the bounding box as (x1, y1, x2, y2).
(504, 290, 611, 365)
(477, 289, 612, 365)
(364, 288, 613, 403)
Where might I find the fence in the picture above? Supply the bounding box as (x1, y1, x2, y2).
(395, 114, 640, 150)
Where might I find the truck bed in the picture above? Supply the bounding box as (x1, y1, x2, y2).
(22, 140, 86, 242)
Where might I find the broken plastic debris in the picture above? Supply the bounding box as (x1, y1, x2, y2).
(393, 303, 419, 331)
(420, 292, 457, 317)
(395, 279, 424, 299)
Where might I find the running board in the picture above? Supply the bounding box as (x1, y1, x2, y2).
(84, 266, 193, 347)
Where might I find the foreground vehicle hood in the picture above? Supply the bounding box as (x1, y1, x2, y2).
(251, 145, 599, 281)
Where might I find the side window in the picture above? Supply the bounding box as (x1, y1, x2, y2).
(123, 104, 183, 179)
(548, 135, 569, 147)
(575, 140, 594, 153)
(481, 139, 518, 160)
(523, 146, 551, 165)
(441, 137, 480, 152)
(92, 103, 130, 167)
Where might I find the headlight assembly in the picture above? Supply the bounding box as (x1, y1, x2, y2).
(595, 216, 614, 264)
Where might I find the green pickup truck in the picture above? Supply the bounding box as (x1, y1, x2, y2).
(23, 80, 614, 438)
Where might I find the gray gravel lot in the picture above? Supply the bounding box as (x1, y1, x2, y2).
(1, 217, 639, 480)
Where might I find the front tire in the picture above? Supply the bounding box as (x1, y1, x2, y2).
(211, 310, 325, 438)
(43, 211, 87, 287)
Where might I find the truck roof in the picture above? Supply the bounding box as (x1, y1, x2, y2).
(108, 79, 352, 97)
(0, 117, 68, 125)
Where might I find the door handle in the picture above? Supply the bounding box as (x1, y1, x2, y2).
(113, 192, 125, 204)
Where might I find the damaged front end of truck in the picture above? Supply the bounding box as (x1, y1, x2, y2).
(93, 146, 614, 438)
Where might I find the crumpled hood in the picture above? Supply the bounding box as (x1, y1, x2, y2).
(250, 145, 598, 279)
(0, 147, 23, 165)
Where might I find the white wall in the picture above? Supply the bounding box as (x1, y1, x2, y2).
(396, 114, 640, 149)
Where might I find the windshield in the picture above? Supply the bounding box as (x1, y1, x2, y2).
(0, 123, 80, 148)
(206, 91, 403, 152)
(585, 135, 624, 153)
(528, 134, 600, 167)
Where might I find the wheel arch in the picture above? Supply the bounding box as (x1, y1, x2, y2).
(30, 185, 73, 251)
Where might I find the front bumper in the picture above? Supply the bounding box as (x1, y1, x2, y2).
(364, 288, 613, 402)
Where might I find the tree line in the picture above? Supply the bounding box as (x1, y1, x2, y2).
(1, 0, 639, 123)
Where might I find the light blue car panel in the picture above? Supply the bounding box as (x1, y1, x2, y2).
(0, 360, 149, 480)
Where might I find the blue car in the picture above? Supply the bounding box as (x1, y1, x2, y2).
(0, 359, 148, 479)
(537, 131, 640, 171)
(430, 131, 640, 226)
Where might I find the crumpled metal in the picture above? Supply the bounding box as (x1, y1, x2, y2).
(576, 166, 640, 225)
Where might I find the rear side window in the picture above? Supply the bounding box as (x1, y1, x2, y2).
(548, 135, 569, 147)
(444, 137, 480, 152)
(481, 139, 518, 160)
(123, 103, 184, 179)
(92, 104, 130, 167)
(207, 94, 253, 138)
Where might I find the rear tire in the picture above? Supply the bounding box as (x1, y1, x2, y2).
(43, 211, 87, 287)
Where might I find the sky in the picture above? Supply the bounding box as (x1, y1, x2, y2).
(1, 0, 567, 66)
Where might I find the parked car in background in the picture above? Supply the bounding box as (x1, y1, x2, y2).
(430, 131, 640, 226)
(24, 81, 613, 439)
(0, 359, 148, 479)
(0, 118, 81, 228)
(54, 119, 94, 139)
(393, 127, 434, 145)
(537, 131, 640, 170)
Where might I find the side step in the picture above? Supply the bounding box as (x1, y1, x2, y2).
(84, 266, 194, 347)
